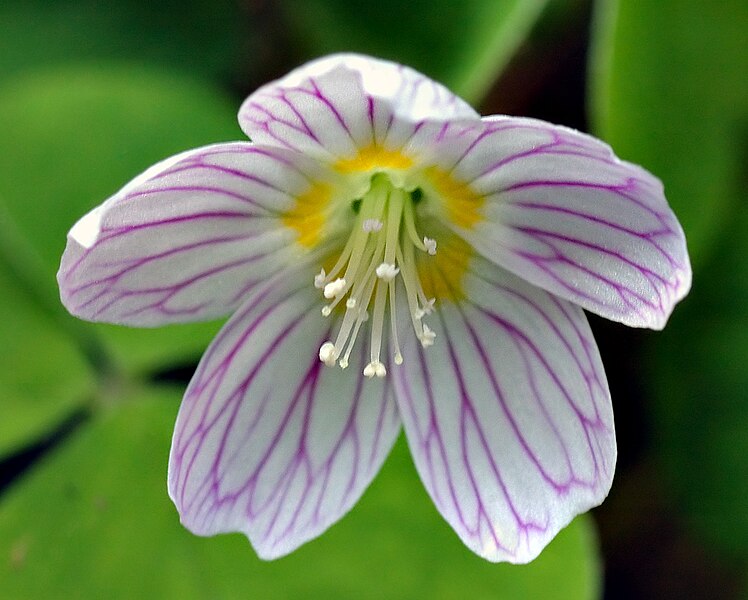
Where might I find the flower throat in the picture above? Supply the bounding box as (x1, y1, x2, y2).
(315, 174, 437, 378)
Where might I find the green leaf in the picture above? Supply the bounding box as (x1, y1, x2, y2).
(648, 205, 748, 558)
(588, 0, 748, 267)
(0, 392, 601, 599)
(0, 389, 197, 600)
(0, 0, 248, 84)
(650, 315, 748, 558)
(0, 261, 94, 457)
(591, 0, 748, 560)
(0, 65, 237, 374)
(590, 0, 748, 558)
(282, 0, 549, 103)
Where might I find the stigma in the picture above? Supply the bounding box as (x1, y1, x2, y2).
(315, 174, 437, 378)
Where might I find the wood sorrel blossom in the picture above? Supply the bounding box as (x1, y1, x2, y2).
(58, 54, 691, 563)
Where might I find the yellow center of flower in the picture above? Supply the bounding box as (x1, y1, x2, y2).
(280, 144, 483, 379)
(334, 144, 414, 174)
(314, 173, 447, 378)
(282, 182, 332, 248)
(423, 166, 484, 229)
(418, 233, 471, 302)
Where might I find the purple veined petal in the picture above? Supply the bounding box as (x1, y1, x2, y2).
(239, 53, 479, 163)
(58, 142, 328, 326)
(392, 257, 615, 563)
(168, 274, 401, 559)
(429, 116, 691, 329)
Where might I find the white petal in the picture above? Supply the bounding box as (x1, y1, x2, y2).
(58, 142, 324, 326)
(428, 116, 691, 329)
(168, 276, 400, 559)
(392, 258, 616, 563)
(239, 53, 479, 163)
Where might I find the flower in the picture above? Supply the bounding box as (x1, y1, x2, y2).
(58, 53, 691, 563)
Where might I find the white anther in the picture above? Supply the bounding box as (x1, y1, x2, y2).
(363, 360, 387, 378)
(420, 323, 436, 348)
(415, 297, 436, 319)
(319, 342, 337, 366)
(375, 262, 400, 281)
(312, 181, 444, 375)
(314, 268, 327, 289)
(323, 277, 346, 299)
(363, 218, 383, 232)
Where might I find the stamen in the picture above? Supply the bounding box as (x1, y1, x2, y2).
(339, 309, 367, 369)
(337, 276, 377, 370)
(415, 297, 435, 319)
(363, 218, 383, 232)
(314, 268, 327, 289)
(315, 174, 442, 375)
(323, 278, 346, 299)
(319, 341, 337, 365)
(368, 278, 388, 367)
(388, 278, 402, 367)
(420, 323, 436, 348)
(363, 360, 387, 378)
(375, 262, 399, 281)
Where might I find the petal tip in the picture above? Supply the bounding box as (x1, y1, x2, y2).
(239, 52, 478, 154)
(629, 250, 693, 331)
(465, 486, 611, 565)
(68, 204, 105, 249)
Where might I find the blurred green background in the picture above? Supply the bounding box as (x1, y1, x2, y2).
(0, 0, 746, 598)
